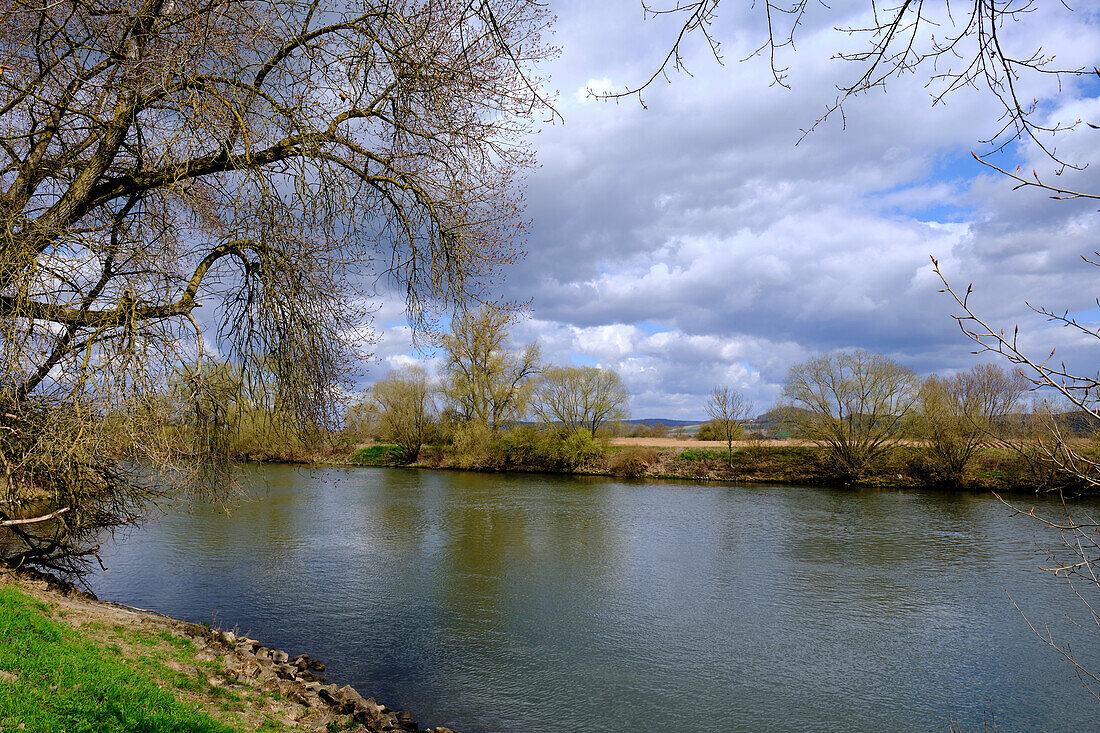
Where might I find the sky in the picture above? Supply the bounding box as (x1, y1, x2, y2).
(364, 0, 1100, 420)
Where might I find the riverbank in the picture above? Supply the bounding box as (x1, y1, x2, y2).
(344, 440, 1085, 493)
(0, 569, 455, 733)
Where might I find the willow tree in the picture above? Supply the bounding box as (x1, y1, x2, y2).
(439, 306, 540, 431)
(914, 363, 1027, 486)
(783, 351, 920, 480)
(0, 0, 553, 576)
(370, 365, 436, 462)
(532, 366, 630, 436)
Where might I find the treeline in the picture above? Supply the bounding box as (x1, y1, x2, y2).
(343, 307, 630, 470)
(349, 333, 1093, 491)
(129, 308, 1092, 491)
(774, 350, 1093, 490)
(96, 307, 629, 466)
(102, 362, 331, 464)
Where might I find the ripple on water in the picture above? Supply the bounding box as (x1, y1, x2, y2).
(89, 468, 1100, 733)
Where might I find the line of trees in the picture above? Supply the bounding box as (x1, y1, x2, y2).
(667, 352, 1041, 489)
(351, 330, 1049, 488)
(89, 337, 1064, 494)
(348, 307, 632, 467)
(781, 351, 1030, 484)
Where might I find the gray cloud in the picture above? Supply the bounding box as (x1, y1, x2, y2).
(358, 1, 1100, 419)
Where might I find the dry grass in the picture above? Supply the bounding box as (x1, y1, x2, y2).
(611, 437, 933, 449)
(610, 437, 815, 448)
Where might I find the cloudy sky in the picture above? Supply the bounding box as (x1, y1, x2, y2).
(366, 0, 1100, 419)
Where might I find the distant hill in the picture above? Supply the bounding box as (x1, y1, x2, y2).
(1057, 410, 1097, 436)
(620, 418, 702, 428)
(750, 408, 810, 432)
(626, 413, 802, 434)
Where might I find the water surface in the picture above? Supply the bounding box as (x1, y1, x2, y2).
(89, 467, 1100, 731)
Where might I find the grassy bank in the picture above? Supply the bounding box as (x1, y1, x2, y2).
(0, 573, 442, 733)
(0, 584, 239, 733)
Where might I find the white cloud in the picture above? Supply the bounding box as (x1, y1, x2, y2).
(572, 323, 640, 360)
(574, 76, 616, 104)
(354, 1, 1100, 418)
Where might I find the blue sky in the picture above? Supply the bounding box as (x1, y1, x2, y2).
(364, 0, 1100, 419)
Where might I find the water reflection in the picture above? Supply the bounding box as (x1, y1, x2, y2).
(89, 468, 1100, 733)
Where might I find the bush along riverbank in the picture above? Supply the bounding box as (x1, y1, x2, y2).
(0, 570, 456, 733)
(346, 433, 1095, 494)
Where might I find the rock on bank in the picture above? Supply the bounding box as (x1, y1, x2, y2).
(0, 569, 457, 733)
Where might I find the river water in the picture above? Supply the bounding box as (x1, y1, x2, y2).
(87, 466, 1100, 731)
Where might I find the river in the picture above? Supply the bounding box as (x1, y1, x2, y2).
(87, 466, 1100, 732)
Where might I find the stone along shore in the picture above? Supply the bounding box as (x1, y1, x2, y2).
(2, 569, 458, 733)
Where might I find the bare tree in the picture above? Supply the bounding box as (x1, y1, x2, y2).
(704, 385, 752, 467)
(439, 306, 540, 431)
(613, 2, 1095, 182)
(0, 0, 553, 575)
(934, 260, 1100, 488)
(370, 366, 435, 462)
(783, 350, 920, 479)
(914, 363, 1028, 486)
(532, 365, 630, 436)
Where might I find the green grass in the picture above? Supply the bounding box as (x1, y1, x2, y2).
(156, 628, 194, 650)
(349, 443, 407, 465)
(0, 586, 240, 733)
(678, 448, 725, 462)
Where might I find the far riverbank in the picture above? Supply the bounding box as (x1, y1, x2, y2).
(341, 437, 1088, 494)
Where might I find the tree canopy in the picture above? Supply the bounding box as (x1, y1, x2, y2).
(370, 366, 435, 462)
(783, 350, 920, 479)
(0, 0, 553, 574)
(439, 306, 540, 431)
(914, 363, 1027, 485)
(532, 365, 630, 436)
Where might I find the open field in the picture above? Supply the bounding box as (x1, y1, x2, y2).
(610, 437, 938, 449)
(610, 437, 813, 449)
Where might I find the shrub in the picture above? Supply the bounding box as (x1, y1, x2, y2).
(741, 431, 770, 466)
(609, 447, 658, 477)
(560, 429, 604, 469)
(498, 424, 546, 467)
(450, 421, 502, 469)
(695, 421, 720, 441)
